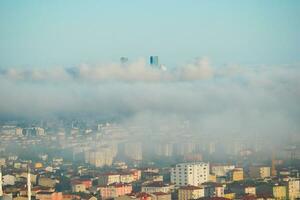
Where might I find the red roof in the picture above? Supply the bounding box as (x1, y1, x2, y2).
(136, 192, 152, 198)
(152, 192, 168, 196)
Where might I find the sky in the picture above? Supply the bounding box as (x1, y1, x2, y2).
(0, 1, 300, 140)
(0, 0, 300, 67)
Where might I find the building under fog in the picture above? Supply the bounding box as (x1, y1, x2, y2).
(123, 142, 143, 161)
(84, 145, 117, 167)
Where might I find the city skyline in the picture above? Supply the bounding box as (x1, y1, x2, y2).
(0, 1, 300, 200)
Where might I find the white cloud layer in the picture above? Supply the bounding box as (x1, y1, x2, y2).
(0, 58, 299, 139)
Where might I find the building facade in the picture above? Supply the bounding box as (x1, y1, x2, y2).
(171, 162, 209, 187)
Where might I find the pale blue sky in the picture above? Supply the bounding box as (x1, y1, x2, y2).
(0, 0, 299, 68)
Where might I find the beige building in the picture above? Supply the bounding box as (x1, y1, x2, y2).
(155, 143, 173, 157)
(71, 183, 86, 193)
(284, 178, 300, 200)
(0, 158, 5, 166)
(249, 166, 271, 179)
(228, 168, 243, 182)
(272, 185, 286, 200)
(224, 192, 235, 199)
(208, 174, 217, 182)
(119, 173, 135, 183)
(245, 186, 256, 195)
(98, 174, 121, 185)
(38, 177, 57, 188)
(178, 185, 205, 200)
(35, 192, 62, 200)
(15, 128, 23, 136)
(18, 172, 37, 185)
(141, 182, 174, 194)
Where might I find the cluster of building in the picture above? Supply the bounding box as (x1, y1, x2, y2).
(0, 154, 299, 200)
(171, 162, 300, 200)
(0, 121, 300, 200)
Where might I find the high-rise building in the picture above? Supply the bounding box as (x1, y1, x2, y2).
(120, 57, 128, 64)
(35, 127, 45, 136)
(15, 128, 23, 136)
(155, 142, 173, 157)
(123, 142, 143, 161)
(171, 162, 209, 187)
(84, 145, 117, 167)
(150, 56, 159, 66)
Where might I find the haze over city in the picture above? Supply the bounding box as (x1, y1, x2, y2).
(0, 1, 300, 200)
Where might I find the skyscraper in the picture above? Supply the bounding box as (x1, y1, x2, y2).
(120, 57, 129, 64)
(150, 56, 159, 67)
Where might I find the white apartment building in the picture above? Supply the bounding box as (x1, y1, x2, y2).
(171, 162, 209, 187)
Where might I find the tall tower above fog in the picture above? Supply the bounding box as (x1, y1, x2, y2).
(150, 56, 159, 67)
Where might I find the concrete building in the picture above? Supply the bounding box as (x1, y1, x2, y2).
(85, 145, 117, 167)
(171, 162, 209, 186)
(119, 173, 135, 184)
(141, 181, 174, 194)
(123, 142, 143, 161)
(175, 142, 196, 156)
(0, 158, 5, 167)
(150, 192, 171, 200)
(99, 183, 132, 200)
(98, 173, 120, 185)
(211, 165, 235, 177)
(272, 185, 286, 200)
(35, 192, 62, 200)
(171, 162, 209, 187)
(15, 128, 23, 136)
(38, 177, 56, 188)
(178, 186, 205, 200)
(71, 183, 86, 193)
(98, 172, 136, 185)
(284, 178, 300, 200)
(249, 166, 271, 179)
(245, 186, 256, 196)
(155, 143, 173, 157)
(2, 175, 16, 186)
(227, 168, 243, 182)
(18, 172, 37, 185)
(202, 182, 225, 197)
(71, 178, 92, 189)
(35, 127, 45, 136)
